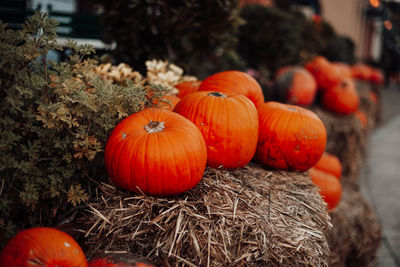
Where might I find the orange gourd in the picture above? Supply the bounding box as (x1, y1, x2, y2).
(175, 80, 202, 98)
(104, 108, 207, 196)
(322, 78, 359, 115)
(309, 167, 342, 211)
(0, 227, 88, 267)
(174, 91, 259, 169)
(313, 152, 342, 179)
(274, 66, 317, 106)
(199, 70, 265, 108)
(255, 102, 327, 171)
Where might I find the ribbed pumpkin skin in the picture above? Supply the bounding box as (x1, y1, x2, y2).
(0, 227, 88, 267)
(314, 152, 342, 179)
(256, 102, 327, 171)
(309, 167, 342, 211)
(174, 91, 259, 169)
(104, 108, 207, 196)
(322, 78, 359, 115)
(199, 70, 265, 108)
(275, 66, 317, 106)
(176, 80, 202, 98)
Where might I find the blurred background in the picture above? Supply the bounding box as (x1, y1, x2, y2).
(1, 0, 399, 81)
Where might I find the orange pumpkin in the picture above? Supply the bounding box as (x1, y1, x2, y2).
(174, 91, 259, 169)
(322, 78, 359, 115)
(355, 110, 368, 128)
(0, 227, 88, 267)
(370, 68, 384, 84)
(199, 70, 265, 108)
(309, 167, 342, 211)
(89, 253, 155, 267)
(351, 63, 373, 80)
(332, 62, 352, 78)
(255, 102, 327, 171)
(274, 66, 317, 106)
(305, 56, 342, 90)
(104, 108, 207, 195)
(157, 95, 181, 111)
(313, 152, 342, 179)
(175, 80, 202, 98)
(369, 91, 378, 104)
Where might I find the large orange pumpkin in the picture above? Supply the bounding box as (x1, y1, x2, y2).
(274, 66, 317, 106)
(104, 108, 207, 196)
(0, 227, 88, 267)
(309, 167, 342, 211)
(174, 91, 259, 169)
(88, 253, 155, 267)
(175, 80, 202, 98)
(255, 102, 327, 171)
(322, 78, 359, 115)
(313, 152, 342, 179)
(198, 70, 265, 108)
(305, 56, 342, 91)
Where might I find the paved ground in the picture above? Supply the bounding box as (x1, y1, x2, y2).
(359, 83, 400, 267)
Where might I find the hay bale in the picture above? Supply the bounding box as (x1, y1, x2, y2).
(313, 108, 366, 187)
(327, 185, 381, 267)
(79, 164, 332, 266)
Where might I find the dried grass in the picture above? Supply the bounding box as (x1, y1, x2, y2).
(79, 164, 332, 266)
(327, 185, 382, 267)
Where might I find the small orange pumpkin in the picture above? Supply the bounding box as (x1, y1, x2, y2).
(351, 63, 373, 80)
(174, 91, 259, 169)
(305, 56, 342, 91)
(0, 227, 88, 267)
(175, 80, 202, 98)
(322, 78, 359, 115)
(255, 102, 327, 171)
(355, 110, 368, 129)
(369, 91, 378, 104)
(370, 68, 384, 84)
(309, 167, 342, 211)
(332, 62, 352, 78)
(157, 95, 181, 111)
(274, 66, 317, 106)
(199, 70, 265, 108)
(313, 152, 342, 179)
(104, 108, 207, 196)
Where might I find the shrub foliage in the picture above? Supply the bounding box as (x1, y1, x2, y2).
(0, 12, 167, 239)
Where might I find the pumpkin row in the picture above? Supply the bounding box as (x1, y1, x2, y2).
(104, 70, 343, 210)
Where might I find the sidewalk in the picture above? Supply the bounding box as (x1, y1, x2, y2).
(359, 84, 400, 267)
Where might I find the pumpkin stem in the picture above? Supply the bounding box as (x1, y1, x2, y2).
(209, 92, 226, 97)
(144, 120, 165, 133)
